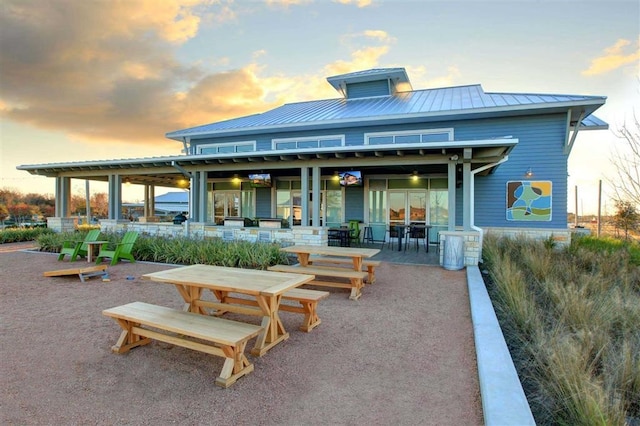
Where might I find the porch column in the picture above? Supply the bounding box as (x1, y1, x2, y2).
(311, 166, 321, 227)
(189, 172, 198, 221)
(144, 185, 155, 217)
(55, 177, 71, 217)
(447, 161, 457, 230)
(462, 147, 472, 231)
(198, 171, 208, 222)
(301, 167, 309, 226)
(107, 174, 123, 219)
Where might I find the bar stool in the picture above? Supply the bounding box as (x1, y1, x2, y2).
(363, 226, 373, 244)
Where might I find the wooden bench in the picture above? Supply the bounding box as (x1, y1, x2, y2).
(280, 288, 330, 332)
(307, 256, 381, 284)
(200, 288, 330, 333)
(268, 264, 368, 300)
(102, 301, 263, 388)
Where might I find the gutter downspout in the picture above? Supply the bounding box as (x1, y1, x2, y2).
(470, 156, 510, 257)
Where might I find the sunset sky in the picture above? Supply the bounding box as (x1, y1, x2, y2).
(1, 0, 638, 215)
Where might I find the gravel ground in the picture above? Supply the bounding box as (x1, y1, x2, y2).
(0, 243, 482, 425)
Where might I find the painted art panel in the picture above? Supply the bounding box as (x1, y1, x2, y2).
(506, 181, 552, 221)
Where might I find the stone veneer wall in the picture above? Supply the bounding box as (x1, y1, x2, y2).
(438, 230, 482, 267)
(483, 227, 572, 247)
(437, 227, 573, 268)
(97, 220, 329, 246)
(46, 217, 78, 232)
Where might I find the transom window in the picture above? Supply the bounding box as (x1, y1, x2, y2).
(365, 128, 453, 145)
(197, 141, 256, 154)
(273, 135, 344, 150)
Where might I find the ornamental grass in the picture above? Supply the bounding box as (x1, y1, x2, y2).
(36, 232, 290, 270)
(482, 234, 640, 425)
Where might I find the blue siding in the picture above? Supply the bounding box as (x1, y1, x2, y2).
(346, 80, 390, 99)
(344, 186, 364, 221)
(193, 113, 570, 230)
(255, 188, 272, 217)
(470, 114, 568, 229)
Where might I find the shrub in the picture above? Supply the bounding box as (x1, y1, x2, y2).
(0, 227, 53, 244)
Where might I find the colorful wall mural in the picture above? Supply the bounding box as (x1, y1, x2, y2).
(506, 181, 552, 221)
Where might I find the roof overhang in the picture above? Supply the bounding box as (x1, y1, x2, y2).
(17, 138, 518, 187)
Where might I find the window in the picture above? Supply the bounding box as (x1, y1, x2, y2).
(273, 135, 345, 150)
(365, 128, 453, 145)
(197, 141, 256, 155)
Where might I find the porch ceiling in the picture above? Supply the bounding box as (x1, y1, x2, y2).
(17, 138, 517, 187)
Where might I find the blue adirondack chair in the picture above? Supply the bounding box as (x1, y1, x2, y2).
(95, 231, 139, 266)
(57, 229, 101, 262)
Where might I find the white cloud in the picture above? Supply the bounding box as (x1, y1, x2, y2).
(582, 38, 640, 76)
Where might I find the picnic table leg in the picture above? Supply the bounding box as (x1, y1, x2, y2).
(110, 319, 152, 353)
(216, 343, 254, 388)
(348, 278, 363, 300)
(251, 295, 289, 357)
(297, 253, 310, 266)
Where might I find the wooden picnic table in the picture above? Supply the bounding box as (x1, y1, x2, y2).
(280, 245, 380, 272)
(141, 264, 315, 356)
(275, 245, 381, 299)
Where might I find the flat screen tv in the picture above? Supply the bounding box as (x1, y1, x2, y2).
(248, 173, 272, 188)
(339, 171, 362, 187)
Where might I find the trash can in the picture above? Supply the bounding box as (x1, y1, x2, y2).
(443, 235, 464, 270)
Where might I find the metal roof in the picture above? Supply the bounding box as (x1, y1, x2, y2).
(166, 84, 607, 140)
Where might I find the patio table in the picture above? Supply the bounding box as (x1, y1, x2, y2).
(142, 264, 315, 356)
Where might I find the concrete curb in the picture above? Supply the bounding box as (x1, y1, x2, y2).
(467, 266, 536, 425)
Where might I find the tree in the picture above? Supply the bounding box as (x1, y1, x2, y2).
(0, 204, 8, 222)
(91, 193, 109, 218)
(608, 111, 640, 207)
(612, 200, 639, 240)
(8, 202, 35, 224)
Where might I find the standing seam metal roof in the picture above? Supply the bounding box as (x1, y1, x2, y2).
(166, 84, 606, 139)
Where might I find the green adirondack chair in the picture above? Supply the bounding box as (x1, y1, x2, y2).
(95, 231, 138, 266)
(57, 229, 101, 262)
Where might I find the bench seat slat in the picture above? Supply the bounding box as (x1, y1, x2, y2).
(308, 256, 381, 266)
(268, 265, 367, 279)
(103, 302, 262, 346)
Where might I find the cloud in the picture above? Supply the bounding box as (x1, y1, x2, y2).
(265, 0, 313, 8)
(333, 0, 374, 7)
(0, 0, 233, 143)
(582, 38, 640, 76)
(0, 0, 397, 146)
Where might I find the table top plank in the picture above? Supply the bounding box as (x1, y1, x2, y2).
(142, 264, 314, 295)
(280, 245, 380, 258)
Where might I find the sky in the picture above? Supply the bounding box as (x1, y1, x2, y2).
(1, 0, 638, 215)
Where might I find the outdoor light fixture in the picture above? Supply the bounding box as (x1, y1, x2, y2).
(232, 174, 240, 183)
(411, 170, 419, 181)
(525, 167, 534, 178)
(123, 178, 131, 185)
(333, 171, 340, 180)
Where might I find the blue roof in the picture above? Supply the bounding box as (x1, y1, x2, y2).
(167, 83, 607, 140)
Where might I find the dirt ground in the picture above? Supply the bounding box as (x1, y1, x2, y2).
(0, 243, 481, 425)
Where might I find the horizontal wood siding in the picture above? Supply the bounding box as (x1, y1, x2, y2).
(344, 186, 364, 221)
(463, 114, 568, 229)
(346, 81, 390, 99)
(255, 188, 272, 217)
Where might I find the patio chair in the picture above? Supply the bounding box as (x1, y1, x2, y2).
(57, 229, 101, 262)
(328, 229, 342, 246)
(385, 226, 401, 250)
(405, 223, 427, 252)
(348, 220, 361, 247)
(95, 231, 139, 266)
